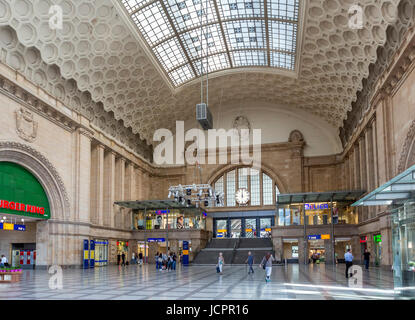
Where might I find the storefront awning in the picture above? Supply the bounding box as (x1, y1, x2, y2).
(352, 164, 415, 206)
(277, 190, 365, 205)
(114, 199, 197, 210)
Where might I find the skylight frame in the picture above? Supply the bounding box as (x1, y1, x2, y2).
(118, 0, 302, 88)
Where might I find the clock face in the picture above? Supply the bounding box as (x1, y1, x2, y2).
(235, 188, 250, 205)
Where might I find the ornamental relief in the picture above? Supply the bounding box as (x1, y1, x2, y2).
(15, 108, 38, 143)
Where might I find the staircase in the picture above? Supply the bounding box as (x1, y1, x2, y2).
(193, 237, 279, 265)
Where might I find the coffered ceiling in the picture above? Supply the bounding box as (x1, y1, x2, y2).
(0, 0, 403, 150)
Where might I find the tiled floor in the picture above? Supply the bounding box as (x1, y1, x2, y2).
(0, 264, 408, 300)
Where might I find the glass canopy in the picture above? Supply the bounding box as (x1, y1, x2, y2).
(120, 0, 300, 86)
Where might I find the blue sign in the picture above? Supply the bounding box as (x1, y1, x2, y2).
(308, 235, 321, 240)
(147, 238, 165, 242)
(305, 203, 329, 210)
(89, 240, 95, 269)
(182, 241, 189, 266)
(83, 239, 89, 269)
(13, 224, 26, 231)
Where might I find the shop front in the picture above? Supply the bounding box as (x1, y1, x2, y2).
(0, 162, 51, 269)
(94, 239, 108, 267)
(211, 211, 275, 238)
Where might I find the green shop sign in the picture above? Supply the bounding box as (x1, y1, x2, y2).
(374, 234, 382, 243)
(0, 162, 50, 220)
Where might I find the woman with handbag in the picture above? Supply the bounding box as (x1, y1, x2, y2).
(260, 252, 276, 282)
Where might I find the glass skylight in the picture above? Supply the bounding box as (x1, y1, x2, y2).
(120, 0, 300, 87)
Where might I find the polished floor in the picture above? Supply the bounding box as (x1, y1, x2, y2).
(0, 263, 406, 300)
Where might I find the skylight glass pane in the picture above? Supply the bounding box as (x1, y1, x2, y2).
(194, 53, 230, 75)
(214, 176, 224, 207)
(180, 24, 225, 60)
(168, 64, 194, 85)
(270, 51, 295, 70)
(218, 0, 264, 19)
(269, 21, 296, 53)
(238, 168, 248, 189)
(250, 168, 260, 205)
(153, 37, 187, 71)
(165, 0, 218, 32)
(224, 20, 265, 50)
(131, 2, 174, 46)
(267, 0, 299, 21)
(121, 0, 152, 13)
(231, 50, 266, 67)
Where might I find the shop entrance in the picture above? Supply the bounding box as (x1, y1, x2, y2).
(137, 241, 149, 263)
(11, 243, 36, 269)
(308, 240, 326, 263)
(94, 239, 108, 267)
(245, 218, 256, 238)
(230, 219, 242, 238)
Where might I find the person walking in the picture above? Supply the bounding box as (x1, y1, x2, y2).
(260, 252, 276, 282)
(363, 249, 371, 270)
(172, 252, 177, 270)
(117, 253, 121, 266)
(132, 252, 136, 265)
(158, 253, 163, 271)
(217, 252, 225, 274)
(121, 252, 126, 266)
(138, 252, 143, 265)
(345, 248, 354, 278)
(155, 252, 159, 270)
(245, 251, 254, 274)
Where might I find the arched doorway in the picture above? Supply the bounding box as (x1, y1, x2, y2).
(0, 142, 69, 267)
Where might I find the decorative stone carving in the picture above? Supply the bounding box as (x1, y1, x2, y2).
(397, 120, 415, 173)
(288, 130, 304, 143)
(341, 0, 414, 146)
(15, 107, 38, 142)
(0, 0, 404, 148)
(233, 116, 251, 143)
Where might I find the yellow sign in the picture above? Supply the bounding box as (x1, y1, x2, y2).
(90, 251, 95, 259)
(246, 228, 252, 232)
(217, 229, 227, 232)
(183, 250, 189, 255)
(3, 223, 13, 230)
(321, 234, 331, 240)
(84, 251, 89, 259)
(265, 228, 271, 232)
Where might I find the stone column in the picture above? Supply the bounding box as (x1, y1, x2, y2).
(273, 237, 283, 262)
(298, 236, 307, 265)
(324, 239, 334, 265)
(365, 122, 376, 219)
(114, 157, 125, 229)
(103, 150, 116, 228)
(90, 144, 105, 226)
(124, 162, 136, 229)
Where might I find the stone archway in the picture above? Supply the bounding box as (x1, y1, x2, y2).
(0, 141, 70, 267)
(397, 120, 415, 173)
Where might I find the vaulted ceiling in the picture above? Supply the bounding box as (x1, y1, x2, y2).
(0, 0, 404, 150)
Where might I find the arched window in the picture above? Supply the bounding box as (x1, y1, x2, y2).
(213, 167, 280, 207)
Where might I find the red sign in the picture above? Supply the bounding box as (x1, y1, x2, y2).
(360, 236, 367, 243)
(0, 200, 45, 215)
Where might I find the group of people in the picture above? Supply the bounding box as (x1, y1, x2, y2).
(155, 251, 178, 271)
(131, 252, 144, 265)
(217, 251, 276, 282)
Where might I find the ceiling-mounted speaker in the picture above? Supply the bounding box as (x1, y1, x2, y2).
(196, 103, 213, 130)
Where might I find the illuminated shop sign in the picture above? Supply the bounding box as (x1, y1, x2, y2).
(0, 223, 26, 231)
(305, 203, 329, 210)
(155, 210, 170, 215)
(308, 234, 330, 240)
(0, 200, 45, 215)
(147, 238, 165, 242)
(360, 236, 367, 243)
(374, 234, 382, 243)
